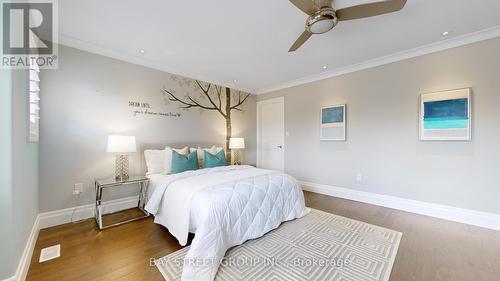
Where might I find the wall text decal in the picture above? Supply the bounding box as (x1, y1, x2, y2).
(128, 100, 181, 118)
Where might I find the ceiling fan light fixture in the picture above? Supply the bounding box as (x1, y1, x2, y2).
(288, 0, 407, 52)
(306, 8, 337, 34)
(308, 19, 335, 34)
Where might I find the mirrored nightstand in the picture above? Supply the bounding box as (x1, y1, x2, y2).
(94, 176, 149, 230)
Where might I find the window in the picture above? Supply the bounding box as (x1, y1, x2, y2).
(28, 62, 40, 142)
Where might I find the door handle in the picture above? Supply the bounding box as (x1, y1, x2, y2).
(277, 145, 282, 149)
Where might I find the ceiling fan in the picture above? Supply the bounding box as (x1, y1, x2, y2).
(288, 0, 407, 52)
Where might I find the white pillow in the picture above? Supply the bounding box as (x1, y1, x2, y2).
(190, 146, 224, 168)
(164, 146, 189, 174)
(144, 149, 165, 175)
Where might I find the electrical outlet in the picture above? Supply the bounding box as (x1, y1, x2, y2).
(73, 183, 83, 196)
(356, 173, 363, 183)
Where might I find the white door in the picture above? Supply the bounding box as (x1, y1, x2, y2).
(257, 97, 284, 171)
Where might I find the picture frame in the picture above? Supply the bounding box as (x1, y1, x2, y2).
(320, 104, 346, 141)
(419, 88, 471, 141)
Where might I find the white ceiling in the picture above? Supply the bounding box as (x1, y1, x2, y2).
(58, 0, 500, 93)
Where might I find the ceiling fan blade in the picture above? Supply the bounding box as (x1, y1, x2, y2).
(289, 30, 312, 52)
(289, 0, 318, 16)
(336, 0, 406, 21)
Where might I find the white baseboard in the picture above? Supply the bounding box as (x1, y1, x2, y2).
(2, 216, 40, 281)
(1, 196, 139, 281)
(301, 181, 500, 231)
(38, 196, 139, 229)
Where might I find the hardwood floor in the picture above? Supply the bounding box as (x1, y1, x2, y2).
(27, 192, 500, 281)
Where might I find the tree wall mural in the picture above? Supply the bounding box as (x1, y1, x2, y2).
(162, 75, 252, 163)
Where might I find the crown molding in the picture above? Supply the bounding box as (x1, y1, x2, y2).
(256, 26, 500, 94)
(59, 27, 500, 96)
(58, 34, 255, 94)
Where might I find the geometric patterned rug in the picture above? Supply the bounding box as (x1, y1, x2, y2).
(156, 208, 402, 281)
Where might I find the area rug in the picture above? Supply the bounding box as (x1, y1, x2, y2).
(156, 208, 402, 281)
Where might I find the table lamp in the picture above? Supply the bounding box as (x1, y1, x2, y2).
(229, 137, 245, 165)
(107, 135, 136, 180)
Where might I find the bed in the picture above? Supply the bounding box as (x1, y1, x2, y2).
(141, 143, 308, 281)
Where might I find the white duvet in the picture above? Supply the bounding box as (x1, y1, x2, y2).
(145, 165, 307, 281)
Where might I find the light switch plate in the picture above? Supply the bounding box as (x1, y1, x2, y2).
(73, 183, 83, 195)
(39, 244, 61, 263)
(356, 173, 363, 182)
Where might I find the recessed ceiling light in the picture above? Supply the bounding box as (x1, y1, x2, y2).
(139, 49, 146, 54)
(441, 31, 450, 36)
(322, 66, 328, 70)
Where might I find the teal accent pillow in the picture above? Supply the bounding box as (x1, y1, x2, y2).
(204, 150, 226, 168)
(171, 150, 199, 174)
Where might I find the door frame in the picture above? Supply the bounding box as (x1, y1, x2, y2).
(256, 96, 285, 170)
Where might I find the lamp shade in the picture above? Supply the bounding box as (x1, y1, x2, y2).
(229, 137, 245, 149)
(107, 135, 137, 153)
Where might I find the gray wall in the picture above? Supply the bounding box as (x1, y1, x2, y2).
(259, 38, 500, 215)
(0, 69, 15, 279)
(39, 45, 257, 212)
(0, 69, 39, 279)
(12, 69, 40, 271)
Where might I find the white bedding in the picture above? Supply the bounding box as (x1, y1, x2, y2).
(145, 165, 307, 281)
(147, 173, 204, 232)
(146, 166, 258, 234)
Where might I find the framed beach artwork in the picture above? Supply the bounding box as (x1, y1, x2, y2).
(320, 104, 346, 141)
(419, 88, 471, 141)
